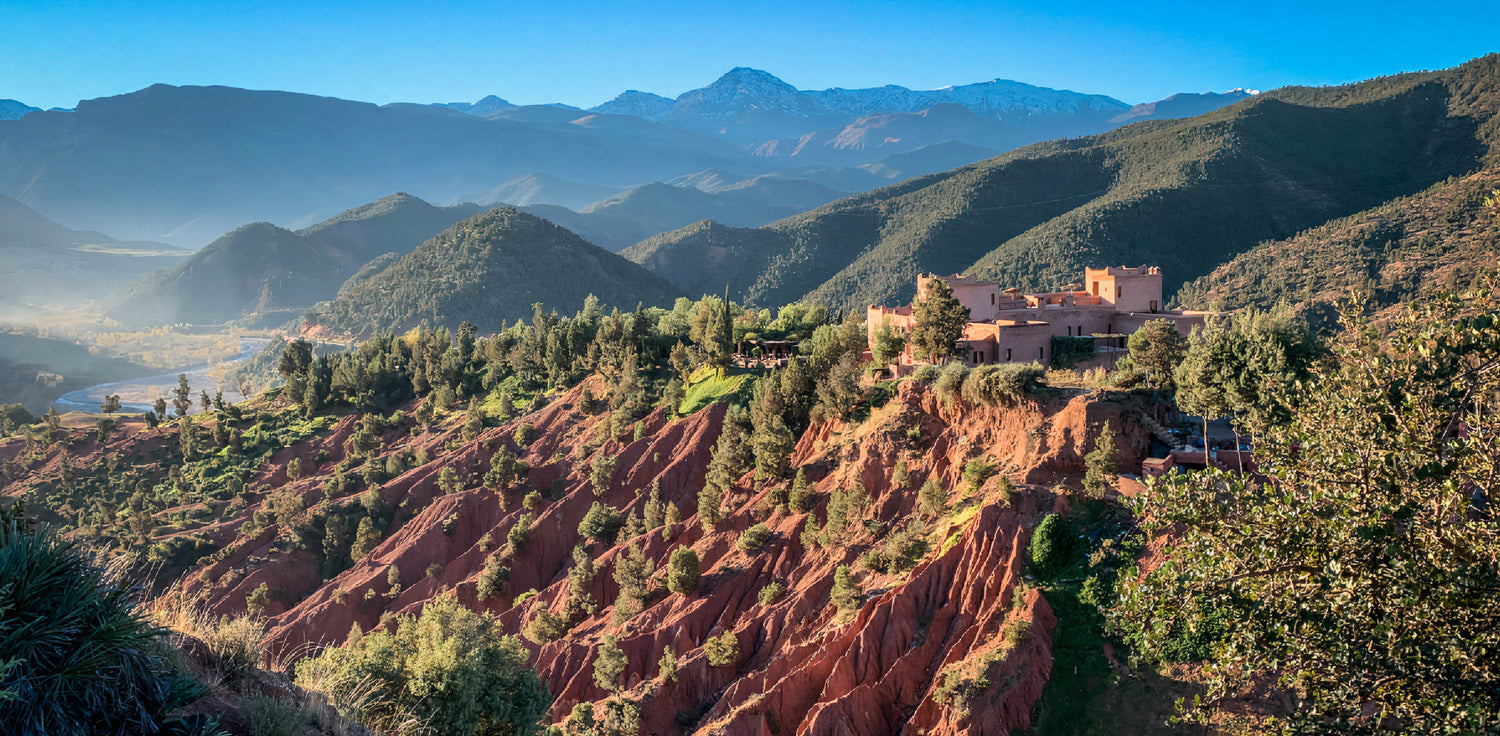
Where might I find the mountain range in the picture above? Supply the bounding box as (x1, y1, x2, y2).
(0, 70, 1251, 247)
(625, 55, 1500, 314)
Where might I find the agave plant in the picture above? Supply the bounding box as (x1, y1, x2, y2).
(0, 516, 213, 736)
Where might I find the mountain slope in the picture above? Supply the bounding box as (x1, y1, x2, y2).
(1176, 169, 1500, 314)
(627, 55, 1500, 313)
(302, 207, 683, 336)
(105, 194, 487, 325)
(458, 173, 625, 210)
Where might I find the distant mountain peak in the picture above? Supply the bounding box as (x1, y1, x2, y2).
(712, 67, 795, 89)
(0, 99, 41, 120)
(590, 90, 673, 121)
(437, 94, 514, 116)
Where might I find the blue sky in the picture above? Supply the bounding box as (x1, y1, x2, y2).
(2, 0, 1494, 110)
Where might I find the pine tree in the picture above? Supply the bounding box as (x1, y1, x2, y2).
(666, 547, 699, 595)
(566, 545, 597, 618)
(657, 646, 679, 682)
(350, 516, 381, 561)
(611, 543, 652, 624)
(919, 477, 947, 519)
(830, 565, 863, 617)
(593, 635, 627, 692)
(909, 278, 970, 363)
(699, 415, 750, 528)
(1083, 422, 1119, 496)
(644, 482, 665, 529)
(788, 468, 814, 512)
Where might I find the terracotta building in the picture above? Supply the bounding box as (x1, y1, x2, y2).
(867, 266, 1208, 370)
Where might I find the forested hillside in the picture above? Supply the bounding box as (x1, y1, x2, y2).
(302, 207, 683, 337)
(628, 55, 1500, 313)
(1177, 170, 1500, 313)
(105, 194, 488, 326)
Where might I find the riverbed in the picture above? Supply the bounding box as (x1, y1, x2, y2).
(50, 337, 273, 415)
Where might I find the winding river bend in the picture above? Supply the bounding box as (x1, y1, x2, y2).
(50, 337, 273, 415)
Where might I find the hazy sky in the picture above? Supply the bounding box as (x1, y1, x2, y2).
(3, 0, 1495, 110)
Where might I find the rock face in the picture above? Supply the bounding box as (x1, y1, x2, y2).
(2, 374, 1161, 733)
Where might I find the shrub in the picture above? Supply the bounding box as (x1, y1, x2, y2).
(932, 618, 1034, 717)
(666, 547, 700, 595)
(0, 523, 211, 734)
(960, 363, 1045, 407)
(860, 520, 930, 575)
(962, 457, 995, 494)
(477, 558, 510, 602)
(521, 606, 569, 646)
(736, 523, 773, 553)
(657, 646, 679, 682)
(242, 693, 309, 736)
(703, 631, 739, 667)
(205, 614, 264, 686)
(508, 513, 534, 552)
(578, 502, 624, 544)
(1028, 513, 1075, 579)
(757, 581, 787, 606)
(911, 363, 940, 385)
(295, 597, 550, 736)
(513, 424, 536, 447)
(918, 477, 947, 518)
(932, 363, 970, 407)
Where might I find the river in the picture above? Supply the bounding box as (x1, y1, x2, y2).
(50, 337, 274, 415)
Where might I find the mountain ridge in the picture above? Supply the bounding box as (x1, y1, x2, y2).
(626, 55, 1500, 315)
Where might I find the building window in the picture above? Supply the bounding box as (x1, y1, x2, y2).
(1117, 286, 1123, 298)
(1039, 346, 1045, 360)
(1066, 326, 1071, 336)
(1107, 323, 1113, 333)
(990, 293, 995, 305)
(1006, 348, 1012, 362)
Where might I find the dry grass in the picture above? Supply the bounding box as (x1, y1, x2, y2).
(149, 583, 266, 688)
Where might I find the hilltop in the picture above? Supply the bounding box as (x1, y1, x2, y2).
(301, 207, 683, 337)
(627, 55, 1500, 313)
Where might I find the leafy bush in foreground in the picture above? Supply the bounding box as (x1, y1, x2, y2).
(295, 596, 550, 736)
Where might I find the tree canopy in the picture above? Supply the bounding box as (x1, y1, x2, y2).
(909, 278, 969, 363)
(1114, 287, 1500, 733)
